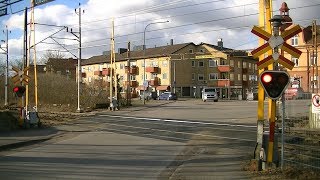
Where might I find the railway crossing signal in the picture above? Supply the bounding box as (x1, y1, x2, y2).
(259, 70, 290, 100)
(251, 25, 302, 70)
(13, 86, 26, 97)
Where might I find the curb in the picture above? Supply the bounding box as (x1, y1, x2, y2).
(0, 132, 61, 152)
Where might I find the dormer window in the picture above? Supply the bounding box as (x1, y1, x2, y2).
(291, 35, 298, 46)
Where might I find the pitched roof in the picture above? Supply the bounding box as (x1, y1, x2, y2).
(81, 43, 193, 65)
(201, 43, 248, 56)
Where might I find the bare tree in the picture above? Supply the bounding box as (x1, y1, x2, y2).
(39, 50, 65, 65)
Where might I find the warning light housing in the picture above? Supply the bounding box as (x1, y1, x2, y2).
(259, 70, 290, 100)
(13, 86, 26, 97)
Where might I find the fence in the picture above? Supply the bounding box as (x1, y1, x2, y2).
(278, 98, 320, 172)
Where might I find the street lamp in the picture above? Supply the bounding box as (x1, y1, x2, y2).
(143, 20, 169, 105)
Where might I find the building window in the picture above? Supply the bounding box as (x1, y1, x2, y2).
(130, 75, 136, 81)
(200, 49, 205, 53)
(130, 62, 136, 66)
(230, 73, 234, 81)
(151, 61, 158, 67)
(221, 72, 228, 79)
(220, 59, 227, 65)
(162, 73, 167, 79)
(162, 60, 168, 67)
(141, 61, 145, 67)
(189, 49, 193, 53)
(141, 75, 146, 80)
(99, 64, 103, 71)
(198, 61, 204, 67)
(310, 53, 317, 65)
(292, 57, 299, 67)
(209, 59, 218, 67)
(248, 63, 252, 69)
(191, 60, 195, 67)
(243, 74, 247, 81)
(238, 74, 241, 81)
(209, 73, 218, 80)
(198, 74, 204, 81)
(291, 35, 298, 46)
(192, 73, 195, 80)
(243, 62, 247, 68)
(230, 60, 234, 67)
(238, 61, 241, 68)
(88, 77, 92, 83)
(120, 64, 124, 69)
(151, 73, 157, 79)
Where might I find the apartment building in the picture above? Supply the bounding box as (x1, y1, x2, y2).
(80, 41, 257, 99)
(283, 23, 320, 93)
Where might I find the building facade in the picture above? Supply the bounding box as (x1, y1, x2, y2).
(283, 23, 320, 93)
(80, 41, 257, 99)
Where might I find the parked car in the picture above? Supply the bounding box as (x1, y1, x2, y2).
(284, 87, 304, 100)
(139, 91, 152, 100)
(158, 92, 177, 100)
(139, 91, 158, 100)
(202, 87, 218, 102)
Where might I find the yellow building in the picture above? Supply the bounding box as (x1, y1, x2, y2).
(81, 41, 257, 99)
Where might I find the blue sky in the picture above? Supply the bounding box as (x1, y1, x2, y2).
(0, 0, 319, 64)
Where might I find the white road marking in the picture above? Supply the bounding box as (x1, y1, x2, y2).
(99, 114, 256, 128)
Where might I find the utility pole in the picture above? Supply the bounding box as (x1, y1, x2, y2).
(74, 3, 84, 112)
(1, 25, 10, 107)
(109, 18, 115, 110)
(254, 0, 272, 171)
(126, 41, 131, 106)
(312, 20, 318, 93)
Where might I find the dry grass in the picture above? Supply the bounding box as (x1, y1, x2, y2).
(0, 73, 111, 112)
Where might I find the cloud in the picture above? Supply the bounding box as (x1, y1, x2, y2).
(1, 0, 319, 61)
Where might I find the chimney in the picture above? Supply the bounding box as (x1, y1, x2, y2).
(217, 38, 223, 48)
(170, 39, 174, 45)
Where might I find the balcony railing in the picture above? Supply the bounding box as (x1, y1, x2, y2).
(146, 67, 159, 73)
(102, 68, 111, 76)
(94, 71, 102, 76)
(125, 80, 138, 87)
(125, 66, 138, 74)
(150, 77, 159, 86)
(217, 65, 230, 72)
(217, 79, 230, 87)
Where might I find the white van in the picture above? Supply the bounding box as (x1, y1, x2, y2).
(202, 87, 218, 102)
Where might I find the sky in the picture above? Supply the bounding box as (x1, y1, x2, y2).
(0, 0, 319, 64)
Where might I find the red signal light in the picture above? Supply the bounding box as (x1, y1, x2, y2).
(13, 86, 26, 97)
(13, 87, 19, 92)
(262, 73, 272, 83)
(259, 71, 290, 100)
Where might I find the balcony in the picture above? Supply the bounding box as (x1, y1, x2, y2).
(146, 67, 159, 73)
(150, 77, 159, 86)
(125, 80, 138, 87)
(217, 79, 230, 87)
(125, 66, 138, 74)
(102, 68, 111, 76)
(217, 65, 230, 72)
(94, 70, 102, 76)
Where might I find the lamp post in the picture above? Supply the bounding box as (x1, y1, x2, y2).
(143, 20, 169, 105)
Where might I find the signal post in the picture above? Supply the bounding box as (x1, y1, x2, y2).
(251, 2, 302, 169)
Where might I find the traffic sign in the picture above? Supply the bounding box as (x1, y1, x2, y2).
(251, 25, 302, 70)
(312, 94, 320, 113)
(11, 66, 30, 85)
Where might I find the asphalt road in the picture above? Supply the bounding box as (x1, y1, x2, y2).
(0, 99, 310, 179)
